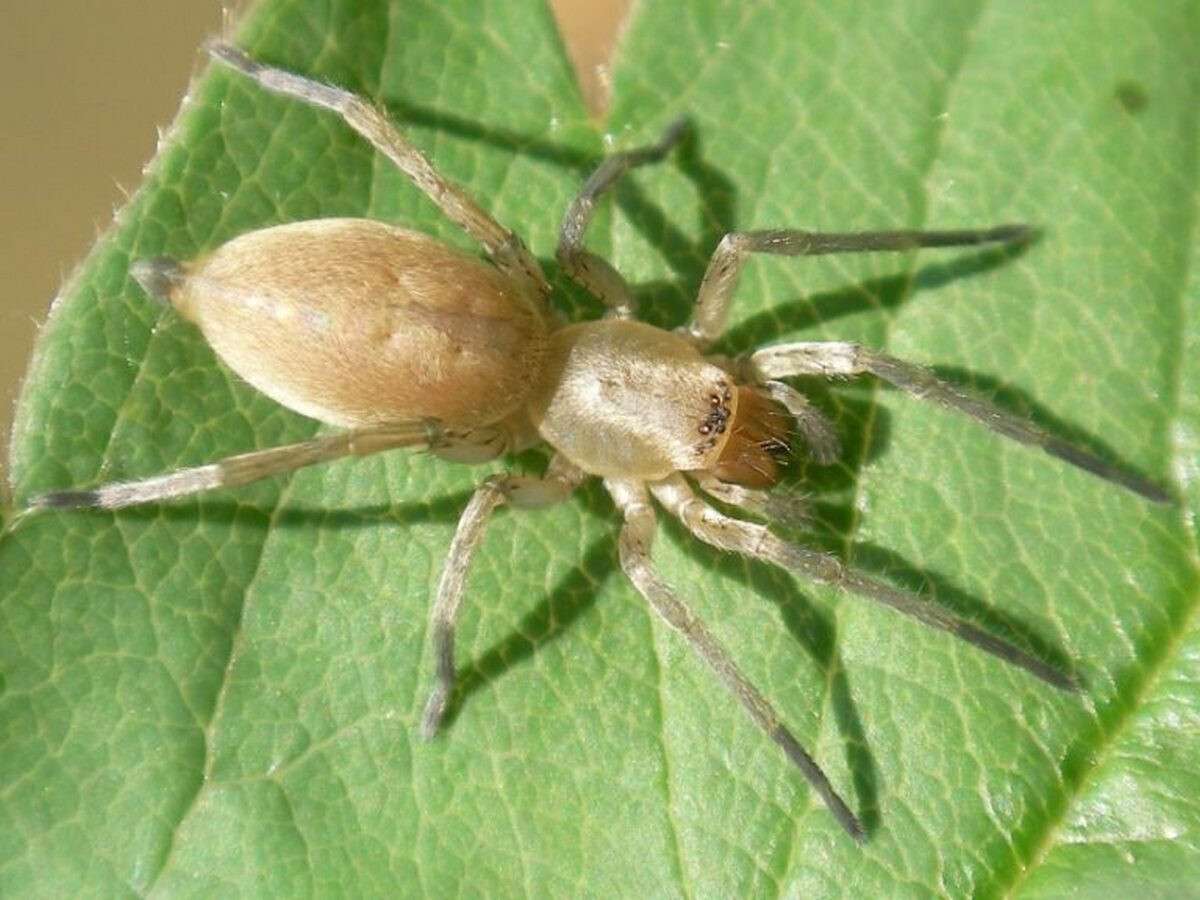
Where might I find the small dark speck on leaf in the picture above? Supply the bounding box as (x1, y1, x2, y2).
(1114, 81, 1149, 114)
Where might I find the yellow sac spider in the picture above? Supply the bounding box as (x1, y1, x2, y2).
(30, 43, 1171, 843)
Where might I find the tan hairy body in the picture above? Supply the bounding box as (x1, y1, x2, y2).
(175, 217, 784, 484)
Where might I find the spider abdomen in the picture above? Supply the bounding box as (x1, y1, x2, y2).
(146, 218, 549, 429)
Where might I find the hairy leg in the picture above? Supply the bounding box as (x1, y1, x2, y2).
(690, 471, 810, 527)
(208, 43, 548, 295)
(557, 117, 689, 317)
(747, 341, 1171, 503)
(606, 477, 865, 843)
(758, 379, 842, 464)
(649, 473, 1078, 691)
(28, 421, 441, 510)
(421, 457, 586, 737)
(687, 225, 1029, 346)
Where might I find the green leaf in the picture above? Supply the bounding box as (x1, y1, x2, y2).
(3, 0, 1197, 895)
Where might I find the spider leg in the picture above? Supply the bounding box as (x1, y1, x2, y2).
(557, 118, 689, 318)
(649, 473, 1079, 691)
(430, 425, 513, 465)
(605, 477, 866, 843)
(421, 456, 585, 738)
(687, 224, 1030, 347)
(747, 341, 1171, 503)
(27, 421, 441, 510)
(690, 471, 810, 527)
(758, 379, 842, 464)
(208, 43, 548, 296)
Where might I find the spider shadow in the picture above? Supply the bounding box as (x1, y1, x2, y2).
(382, 100, 1038, 354)
(104, 490, 476, 530)
(930, 366, 1162, 498)
(659, 506, 883, 833)
(796, 407, 1079, 689)
(839, 536, 1079, 682)
(383, 101, 735, 325)
(720, 238, 1035, 353)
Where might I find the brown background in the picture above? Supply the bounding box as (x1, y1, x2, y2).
(1, 1, 630, 470)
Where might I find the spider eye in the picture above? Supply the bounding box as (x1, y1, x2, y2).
(697, 384, 733, 445)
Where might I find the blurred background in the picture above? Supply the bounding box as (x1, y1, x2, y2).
(1, 0, 630, 464)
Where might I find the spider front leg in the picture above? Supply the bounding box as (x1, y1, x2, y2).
(421, 456, 586, 738)
(605, 477, 866, 843)
(758, 379, 842, 464)
(557, 117, 689, 318)
(208, 43, 548, 295)
(690, 471, 811, 526)
(746, 341, 1172, 502)
(686, 224, 1030, 347)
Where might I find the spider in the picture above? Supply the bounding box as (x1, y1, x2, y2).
(30, 43, 1170, 843)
